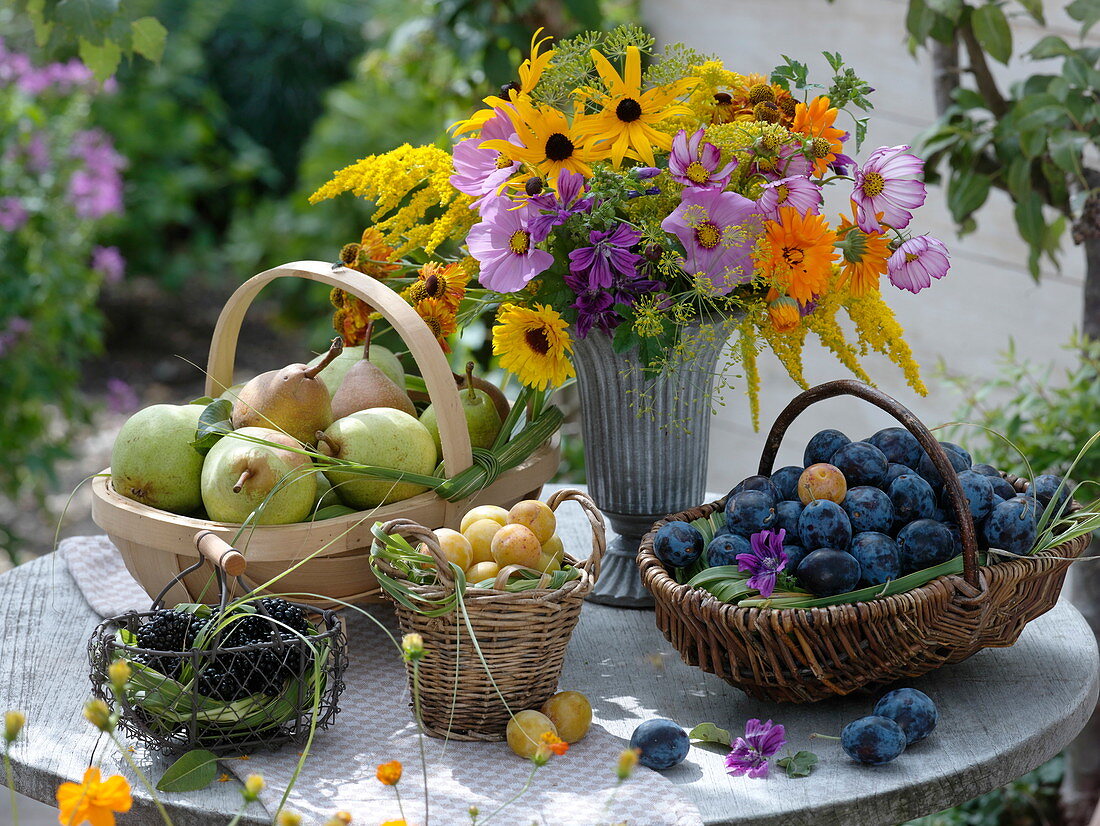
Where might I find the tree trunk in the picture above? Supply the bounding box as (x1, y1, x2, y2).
(1083, 232, 1100, 340)
(930, 33, 961, 117)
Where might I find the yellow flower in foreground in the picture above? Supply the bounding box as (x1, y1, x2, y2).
(376, 760, 403, 786)
(276, 812, 302, 826)
(484, 97, 598, 183)
(616, 747, 641, 781)
(4, 710, 25, 743)
(56, 768, 132, 826)
(380, 821, 408, 826)
(492, 303, 575, 391)
(413, 297, 458, 354)
(573, 46, 696, 167)
(403, 261, 467, 312)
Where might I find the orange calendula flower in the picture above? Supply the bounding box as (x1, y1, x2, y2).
(835, 211, 890, 296)
(766, 288, 802, 332)
(56, 768, 132, 826)
(757, 207, 838, 304)
(791, 95, 846, 177)
(376, 760, 403, 786)
(539, 730, 569, 756)
(403, 261, 467, 311)
(414, 297, 458, 353)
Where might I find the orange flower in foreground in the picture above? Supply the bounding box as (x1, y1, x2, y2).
(56, 768, 132, 826)
(403, 261, 468, 312)
(540, 730, 569, 756)
(414, 297, 459, 353)
(757, 207, 837, 304)
(836, 212, 890, 296)
(376, 760, 403, 786)
(353, 227, 401, 281)
(792, 96, 846, 177)
(766, 288, 801, 332)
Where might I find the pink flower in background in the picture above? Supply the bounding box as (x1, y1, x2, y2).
(887, 235, 950, 293)
(725, 719, 787, 779)
(449, 109, 520, 206)
(0, 197, 27, 232)
(68, 129, 125, 219)
(661, 187, 758, 294)
(668, 128, 737, 189)
(852, 144, 927, 233)
(467, 197, 554, 293)
(105, 378, 139, 414)
(755, 176, 822, 222)
(91, 246, 126, 284)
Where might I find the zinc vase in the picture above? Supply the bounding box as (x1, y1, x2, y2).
(571, 317, 734, 608)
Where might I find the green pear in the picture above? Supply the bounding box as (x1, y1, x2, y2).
(111, 403, 206, 514)
(218, 382, 246, 403)
(201, 427, 317, 525)
(308, 345, 404, 395)
(315, 408, 436, 508)
(420, 363, 503, 459)
(313, 469, 340, 509)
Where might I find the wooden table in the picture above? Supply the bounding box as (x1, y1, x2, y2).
(2, 485, 1097, 826)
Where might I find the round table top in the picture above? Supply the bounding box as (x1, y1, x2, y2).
(2, 484, 1097, 826)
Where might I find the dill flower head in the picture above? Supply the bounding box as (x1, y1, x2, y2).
(492, 303, 575, 391)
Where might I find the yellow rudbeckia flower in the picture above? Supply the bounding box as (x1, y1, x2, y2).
(483, 98, 598, 182)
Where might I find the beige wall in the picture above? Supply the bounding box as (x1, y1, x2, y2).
(642, 0, 1088, 491)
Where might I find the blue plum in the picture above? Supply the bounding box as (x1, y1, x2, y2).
(885, 463, 916, 487)
(770, 465, 804, 502)
(783, 544, 808, 570)
(940, 441, 973, 468)
(832, 441, 889, 488)
(841, 716, 908, 765)
(868, 427, 923, 468)
(1031, 474, 1070, 517)
(970, 463, 1001, 479)
(706, 533, 752, 567)
(897, 519, 955, 572)
(724, 490, 777, 537)
(796, 548, 861, 596)
(804, 429, 851, 467)
(731, 475, 780, 505)
(630, 718, 689, 770)
(984, 497, 1038, 558)
(917, 444, 970, 489)
(850, 531, 901, 586)
(797, 500, 852, 551)
(989, 475, 1017, 501)
(873, 688, 938, 744)
(775, 500, 804, 542)
(940, 469, 994, 524)
(653, 521, 705, 567)
(842, 486, 895, 534)
(888, 474, 936, 525)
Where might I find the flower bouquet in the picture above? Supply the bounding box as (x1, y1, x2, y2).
(311, 26, 949, 604)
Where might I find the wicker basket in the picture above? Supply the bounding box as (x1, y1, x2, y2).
(91, 260, 560, 609)
(638, 379, 1091, 704)
(372, 488, 605, 741)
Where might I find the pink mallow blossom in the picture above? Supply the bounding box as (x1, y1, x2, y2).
(852, 144, 927, 233)
(467, 197, 554, 293)
(0, 197, 27, 232)
(887, 235, 950, 293)
(725, 719, 787, 779)
(68, 129, 125, 220)
(736, 529, 788, 598)
(668, 128, 737, 189)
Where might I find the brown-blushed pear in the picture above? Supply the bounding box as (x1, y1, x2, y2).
(200, 427, 316, 525)
(330, 323, 415, 419)
(308, 339, 405, 396)
(111, 403, 206, 514)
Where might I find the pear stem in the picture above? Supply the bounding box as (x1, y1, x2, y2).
(364, 321, 374, 360)
(304, 337, 344, 379)
(232, 469, 252, 493)
(465, 362, 477, 402)
(316, 432, 340, 455)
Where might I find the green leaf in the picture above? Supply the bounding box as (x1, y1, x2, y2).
(1014, 192, 1045, 246)
(972, 3, 1013, 64)
(78, 35, 122, 82)
(1048, 131, 1087, 176)
(1067, 0, 1100, 35)
(1028, 35, 1073, 60)
(1006, 157, 1032, 202)
(1016, 0, 1045, 23)
(947, 169, 991, 222)
(926, 0, 964, 20)
(561, 0, 603, 29)
(777, 750, 819, 778)
(906, 0, 937, 43)
(27, 0, 54, 47)
(1019, 129, 1047, 159)
(56, 0, 121, 42)
(191, 398, 233, 455)
(130, 16, 167, 62)
(156, 749, 219, 792)
(689, 723, 732, 747)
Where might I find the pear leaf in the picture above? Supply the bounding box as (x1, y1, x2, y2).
(688, 722, 732, 747)
(156, 749, 219, 792)
(776, 750, 819, 778)
(192, 399, 233, 455)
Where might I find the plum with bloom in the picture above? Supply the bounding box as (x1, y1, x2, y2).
(668, 128, 737, 189)
(755, 175, 821, 222)
(725, 718, 786, 778)
(661, 187, 758, 293)
(852, 145, 927, 233)
(468, 198, 554, 293)
(887, 235, 950, 293)
(737, 528, 789, 597)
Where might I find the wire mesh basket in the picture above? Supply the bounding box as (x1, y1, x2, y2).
(88, 531, 347, 754)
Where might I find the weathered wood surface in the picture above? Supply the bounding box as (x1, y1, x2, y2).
(1, 485, 1097, 825)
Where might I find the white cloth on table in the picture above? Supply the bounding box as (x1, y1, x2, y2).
(59, 535, 704, 826)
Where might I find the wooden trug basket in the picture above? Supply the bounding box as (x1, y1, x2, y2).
(638, 379, 1090, 704)
(373, 488, 605, 741)
(91, 260, 560, 609)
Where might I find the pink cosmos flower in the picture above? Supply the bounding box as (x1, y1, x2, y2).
(725, 719, 787, 779)
(852, 144, 927, 233)
(668, 128, 737, 189)
(467, 197, 554, 293)
(450, 109, 520, 207)
(755, 176, 822, 222)
(887, 235, 950, 293)
(660, 187, 759, 294)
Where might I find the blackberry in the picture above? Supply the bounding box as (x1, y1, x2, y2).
(258, 598, 312, 636)
(136, 609, 204, 680)
(194, 655, 256, 702)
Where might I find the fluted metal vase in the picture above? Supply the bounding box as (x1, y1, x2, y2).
(572, 318, 734, 608)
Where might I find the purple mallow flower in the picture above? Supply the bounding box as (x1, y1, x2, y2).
(68, 129, 125, 219)
(91, 245, 126, 284)
(450, 109, 520, 207)
(527, 168, 591, 242)
(852, 144, 927, 233)
(566, 223, 642, 291)
(755, 176, 822, 222)
(0, 197, 28, 232)
(887, 235, 950, 293)
(467, 197, 554, 293)
(660, 187, 758, 294)
(725, 719, 787, 779)
(736, 529, 788, 598)
(669, 128, 737, 189)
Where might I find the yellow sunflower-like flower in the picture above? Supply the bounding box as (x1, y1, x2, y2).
(517, 28, 554, 97)
(484, 98, 598, 183)
(792, 95, 846, 178)
(402, 261, 467, 311)
(755, 207, 838, 304)
(572, 46, 696, 167)
(414, 297, 458, 353)
(492, 303, 575, 390)
(56, 768, 132, 826)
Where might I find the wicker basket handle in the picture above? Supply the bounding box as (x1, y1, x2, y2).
(757, 379, 980, 587)
(204, 260, 473, 478)
(376, 517, 458, 590)
(546, 488, 606, 583)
